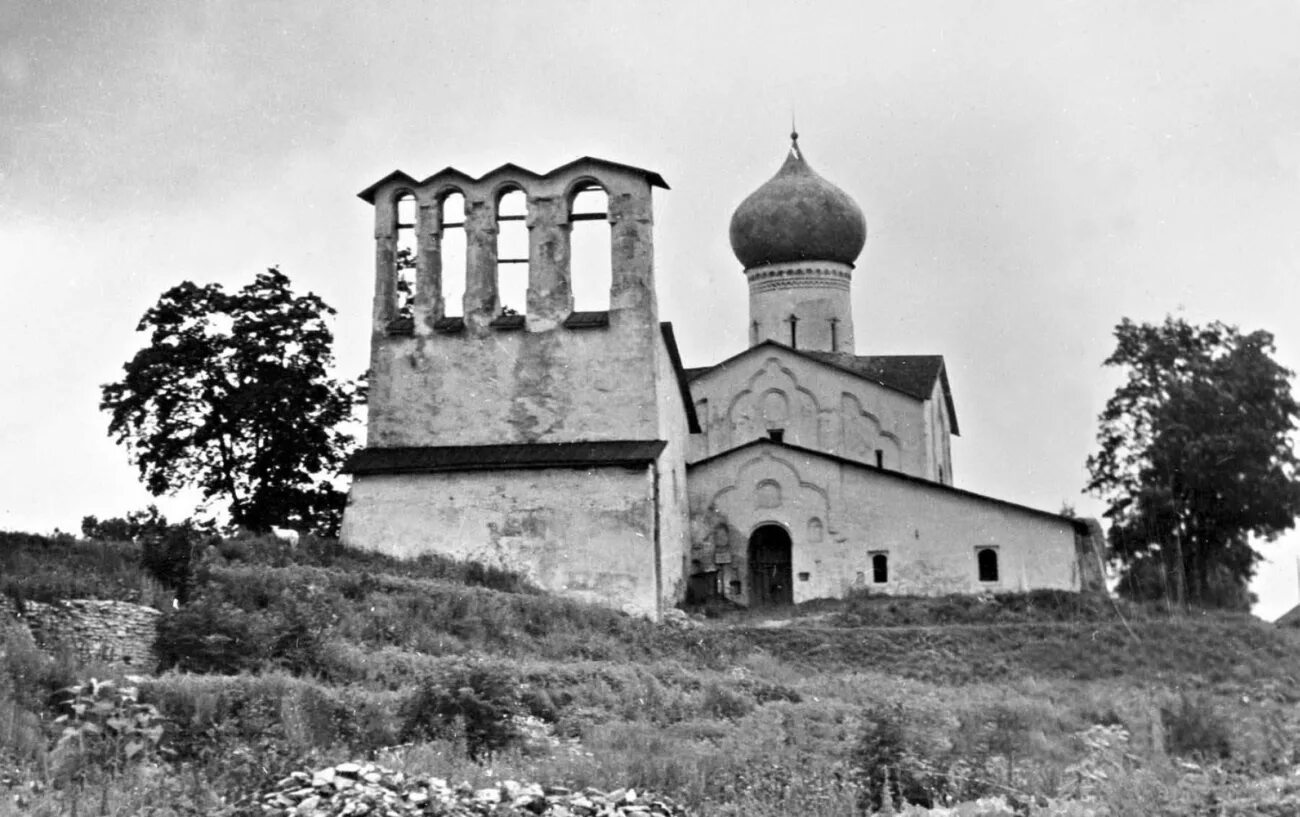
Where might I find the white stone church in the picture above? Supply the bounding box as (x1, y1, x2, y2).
(340, 135, 1104, 618)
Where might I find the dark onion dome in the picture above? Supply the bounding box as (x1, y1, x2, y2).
(729, 133, 867, 268)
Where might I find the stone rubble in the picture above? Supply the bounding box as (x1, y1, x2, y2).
(258, 762, 689, 817)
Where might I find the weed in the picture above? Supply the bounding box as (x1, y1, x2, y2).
(1160, 692, 1231, 761)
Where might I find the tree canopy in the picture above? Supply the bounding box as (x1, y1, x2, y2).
(101, 268, 360, 535)
(1086, 316, 1300, 607)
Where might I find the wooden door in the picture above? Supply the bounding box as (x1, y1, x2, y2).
(748, 525, 793, 607)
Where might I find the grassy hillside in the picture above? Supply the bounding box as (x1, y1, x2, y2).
(3, 530, 1300, 816)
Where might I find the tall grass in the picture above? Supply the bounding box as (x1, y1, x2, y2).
(6, 529, 1300, 815)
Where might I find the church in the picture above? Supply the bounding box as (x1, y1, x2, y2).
(340, 135, 1105, 618)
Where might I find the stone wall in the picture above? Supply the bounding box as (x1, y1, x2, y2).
(0, 596, 160, 671)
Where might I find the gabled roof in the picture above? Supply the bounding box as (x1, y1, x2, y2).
(803, 351, 958, 435)
(689, 437, 1082, 532)
(358, 157, 669, 203)
(686, 341, 959, 435)
(660, 322, 702, 434)
(1275, 604, 1300, 627)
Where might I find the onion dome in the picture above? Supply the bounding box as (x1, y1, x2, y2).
(729, 132, 867, 268)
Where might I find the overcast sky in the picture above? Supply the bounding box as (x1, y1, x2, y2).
(3, 1, 1298, 618)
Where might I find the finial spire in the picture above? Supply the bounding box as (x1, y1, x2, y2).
(789, 110, 801, 159)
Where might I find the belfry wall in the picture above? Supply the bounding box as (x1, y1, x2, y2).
(341, 159, 689, 618)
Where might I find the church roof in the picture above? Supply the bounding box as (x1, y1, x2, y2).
(358, 157, 669, 203)
(686, 341, 959, 435)
(728, 134, 867, 269)
(660, 322, 702, 434)
(802, 351, 959, 435)
(689, 437, 1081, 531)
(1275, 604, 1300, 627)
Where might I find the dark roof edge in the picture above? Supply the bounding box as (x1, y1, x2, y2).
(344, 440, 667, 476)
(660, 322, 701, 434)
(936, 360, 960, 437)
(688, 438, 1084, 532)
(359, 157, 668, 203)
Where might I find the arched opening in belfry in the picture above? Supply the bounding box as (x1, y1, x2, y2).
(747, 524, 793, 607)
(496, 187, 529, 317)
(439, 191, 466, 319)
(569, 184, 611, 312)
(394, 192, 417, 321)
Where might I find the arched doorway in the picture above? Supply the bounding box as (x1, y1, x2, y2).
(748, 524, 793, 607)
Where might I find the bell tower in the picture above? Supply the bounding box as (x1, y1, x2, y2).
(728, 132, 867, 353)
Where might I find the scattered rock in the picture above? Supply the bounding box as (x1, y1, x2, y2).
(257, 762, 688, 816)
(658, 609, 701, 629)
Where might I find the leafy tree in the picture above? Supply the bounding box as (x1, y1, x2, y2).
(1086, 316, 1300, 607)
(101, 268, 360, 536)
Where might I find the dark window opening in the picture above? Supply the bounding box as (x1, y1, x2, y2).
(875, 449, 884, 468)
(938, 465, 945, 484)
(562, 310, 609, 329)
(977, 548, 999, 582)
(872, 553, 888, 583)
(440, 192, 466, 318)
(787, 314, 799, 349)
(768, 429, 785, 443)
(830, 317, 839, 351)
(496, 188, 529, 316)
(570, 185, 611, 312)
(797, 572, 810, 582)
(729, 580, 742, 596)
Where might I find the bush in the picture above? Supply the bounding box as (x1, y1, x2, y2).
(0, 531, 153, 606)
(155, 600, 265, 675)
(700, 681, 756, 720)
(853, 701, 955, 810)
(1161, 692, 1231, 760)
(398, 659, 524, 759)
(48, 678, 167, 785)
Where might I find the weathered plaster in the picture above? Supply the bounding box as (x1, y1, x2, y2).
(746, 261, 856, 353)
(342, 467, 662, 615)
(363, 162, 665, 449)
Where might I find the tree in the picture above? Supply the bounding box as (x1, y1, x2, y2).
(101, 268, 361, 536)
(1086, 316, 1300, 608)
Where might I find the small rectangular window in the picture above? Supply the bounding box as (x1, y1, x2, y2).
(875, 449, 884, 468)
(768, 429, 785, 443)
(871, 552, 889, 583)
(977, 547, 999, 582)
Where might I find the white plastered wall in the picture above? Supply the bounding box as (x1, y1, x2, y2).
(687, 442, 1080, 604)
(687, 347, 931, 477)
(341, 466, 661, 616)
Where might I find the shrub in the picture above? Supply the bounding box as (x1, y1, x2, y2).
(139, 519, 218, 603)
(154, 600, 265, 674)
(48, 678, 167, 785)
(0, 531, 152, 606)
(700, 680, 756, 720)
(853, 701, 955, 810)
(398, 658, 524, 759)
(1161, 692, 1231, 760)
